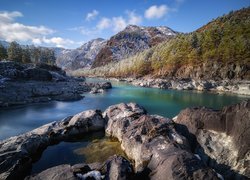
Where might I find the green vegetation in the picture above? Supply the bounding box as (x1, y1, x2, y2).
(74, 7, 250, 78)
(0, 44, 7, 60)
(0, 41, 56, 65)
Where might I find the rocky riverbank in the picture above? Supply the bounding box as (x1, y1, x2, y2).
(0, 100, 249, 179)
(0, 61, 112, 108)
(96, 77, 250, 96)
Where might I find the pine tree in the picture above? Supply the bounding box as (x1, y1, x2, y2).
(21, 48, 31, 63)
(7, 41, 22, 61)
(0, 44, 7, 60)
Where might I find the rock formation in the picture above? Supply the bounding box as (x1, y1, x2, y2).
(175, 100, 250, 179)
(0, 61, 112, 107)
(0, 101, 249, 179)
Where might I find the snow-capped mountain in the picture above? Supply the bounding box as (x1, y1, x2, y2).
(56, 38, 106, 70)
(92, 25, 178, 68)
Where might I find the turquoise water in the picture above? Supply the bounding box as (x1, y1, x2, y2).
(0, 79, 248, 174)
(0, 79, 247, 140)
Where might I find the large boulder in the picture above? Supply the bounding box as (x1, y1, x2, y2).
(26, 155, 133, 180)
(24, 68, 53, 81)
(0, 61, 26, 79)
(175, 100, 250, 179)
(103, 155, 134, 180)
(0, 110, 105, 180)
(35, 63, 66, 76)
(104, 103, 218, 180)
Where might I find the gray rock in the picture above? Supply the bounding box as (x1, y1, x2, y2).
(127, 77, 250, 95)
(175, 100, 250, 179)
(104, 155, 134, 180)
(90, 87, 105, 94)
(26, 164, 77, 180)
(26, 155, 133, 180)
(104, 103, 218, 180)
(0, 61, 112, 107)
(24, 68, 53, 81)
(0, 109, 105, 179)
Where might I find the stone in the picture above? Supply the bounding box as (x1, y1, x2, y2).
(25, 165, 76, 180)
(24, 68, 53, 81)
(1, 102, 247, 179)
(104, 103, 218, 180)
(90, 87, 105, 94)
(104, 155, 134, 180)
(0, 61, 112, 107)
(26, 155, 133, 180)
(0, 109, 105, 179)
(175, 100, 250, 179)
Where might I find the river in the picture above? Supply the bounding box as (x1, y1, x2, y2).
(0, 79, 247, 173)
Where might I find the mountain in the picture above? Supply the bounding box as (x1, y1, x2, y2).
(77, 7, 250, 80)
(56, 38, 106, 70)
(91, 25, 177, 68)
(0, 40, 10, 48)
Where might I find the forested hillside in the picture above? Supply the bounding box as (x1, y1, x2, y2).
(76, 7, 250, 80)
(0, 41, 56, 65)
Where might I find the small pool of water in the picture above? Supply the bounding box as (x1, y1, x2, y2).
(31, 131, 125, 174)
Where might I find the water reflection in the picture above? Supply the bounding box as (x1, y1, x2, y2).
(31, 131, 105, 174)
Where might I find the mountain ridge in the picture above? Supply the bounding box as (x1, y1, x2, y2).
(56, 38, 106, 70)
(91, 24, 177, 68)
(74, 7, 250, 81)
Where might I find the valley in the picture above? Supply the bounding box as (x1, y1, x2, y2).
(0, 3, 249, 180)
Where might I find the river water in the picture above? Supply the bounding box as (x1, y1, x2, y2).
(0, 79, 247, 173)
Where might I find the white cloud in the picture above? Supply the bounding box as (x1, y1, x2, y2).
(144, 5, 169, 19)
(96, 11, 142, 32)
(97, 17, 111, 30)
(0, 11, 23, 22)
(41, 37, 74, 48)
(127, 11, 142, 25)
(112, 17, 127, 32)
(85, 10, 99, 21)
(0, 11, 54, 42)
(0, 11, 76, 48)
(69, 26, 97, 36)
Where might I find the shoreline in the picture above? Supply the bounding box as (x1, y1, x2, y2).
(0, 61, 112, 108)
(86, 76, 250, 96)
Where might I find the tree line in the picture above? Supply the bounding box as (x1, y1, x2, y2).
(0, 41, 56, 65)
(75, 7, 250, 78)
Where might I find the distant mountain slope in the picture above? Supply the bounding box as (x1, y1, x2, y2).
(76, 7, 250, 80)
(56, 38, 106, 70)
(91, 25, 177, 68)
(0, 40, 10, 48)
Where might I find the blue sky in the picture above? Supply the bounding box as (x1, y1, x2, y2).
(0, 0, 249, 49)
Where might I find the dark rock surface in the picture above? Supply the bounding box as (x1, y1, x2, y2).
(0, 109, 105, 179)
(0, 61, 112, 107)
(104, 103, 219, 180)
(175, 100, 250, 179)
(1, 101, 248, 179)
(26, 155, 133, 180)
